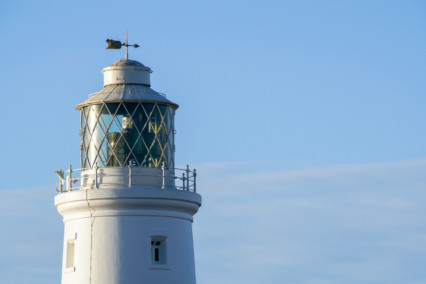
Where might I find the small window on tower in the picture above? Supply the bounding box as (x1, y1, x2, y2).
(66, 240, 75, 268)
(151, 237, 166, 265)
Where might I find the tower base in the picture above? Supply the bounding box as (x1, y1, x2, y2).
(55, 188, 201, 284)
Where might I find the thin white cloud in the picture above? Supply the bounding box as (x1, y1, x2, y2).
(1, 160, 426, 283)
(194, 159, 426, 284)
(0, 185, 62, 284)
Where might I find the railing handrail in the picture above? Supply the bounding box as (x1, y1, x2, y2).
(55, 165, 197, 193)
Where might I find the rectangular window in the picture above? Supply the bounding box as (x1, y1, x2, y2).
(151, 237, 166, 265)
(66, 240, 75, 268)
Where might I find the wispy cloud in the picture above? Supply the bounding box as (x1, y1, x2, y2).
(194, 159, 426, 284)
(1, 160, 426, 283)
(0, 185, 63, 284)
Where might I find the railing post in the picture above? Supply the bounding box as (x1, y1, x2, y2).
(162, 162, 165, 189)
(68, 164, 72, 191)
(186, 165, 190, 191)
(193, 169, 197, 193)
(59, 178, 63, 193)
(94, 164, 98, 189)
(128, 162, 132, 188)
(182, 173, 186, 190)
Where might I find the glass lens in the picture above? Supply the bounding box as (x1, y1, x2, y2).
(81, 102, 174, 169)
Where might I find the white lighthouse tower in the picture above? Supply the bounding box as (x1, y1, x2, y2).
(54, 43, 201, 284)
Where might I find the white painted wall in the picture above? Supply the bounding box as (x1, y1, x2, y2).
(55, 188, 201, 284)
(102, 65, 151, 86)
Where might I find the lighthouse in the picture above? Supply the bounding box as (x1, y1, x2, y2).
(54, 42, 202, 284)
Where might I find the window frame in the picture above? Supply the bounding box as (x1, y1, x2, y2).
(64, 233, 77, 273)
(150, 235, 169, 270)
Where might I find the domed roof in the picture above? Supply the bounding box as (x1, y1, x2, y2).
(76, 84, 179, 110)
(109, 59, 147, 68)
(76, 58, 178, 110)
(102, 58, 152, 87)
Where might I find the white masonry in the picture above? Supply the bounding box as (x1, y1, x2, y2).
(55, 57, 201, 284)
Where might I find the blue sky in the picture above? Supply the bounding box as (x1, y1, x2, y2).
(0, 0, 425, 283)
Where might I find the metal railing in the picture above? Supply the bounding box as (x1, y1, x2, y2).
(54, 165, 81, 192)
(55, 164, 197, 193)
(174, 165, 197, 192)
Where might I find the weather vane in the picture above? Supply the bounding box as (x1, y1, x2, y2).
(106, 32, 139, 59)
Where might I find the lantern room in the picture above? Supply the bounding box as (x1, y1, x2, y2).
(76, 59, 178, 170)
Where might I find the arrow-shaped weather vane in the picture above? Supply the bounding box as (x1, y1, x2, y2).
(106, 32, 139, 59)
